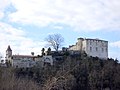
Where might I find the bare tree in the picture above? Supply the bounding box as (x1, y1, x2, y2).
(45, 34, 64, 52)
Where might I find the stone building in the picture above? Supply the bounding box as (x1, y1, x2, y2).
(5, 45, 37, 68)
(11, 55, 36, 68)
(5, 45, 54, 68)
(69, 38, 108, 59)
(6, 45, 12, 62)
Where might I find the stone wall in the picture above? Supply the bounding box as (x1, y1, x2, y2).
(68, 38, 108, 59)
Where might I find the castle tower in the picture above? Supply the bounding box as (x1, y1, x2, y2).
(77, 38, 84, 51)
(6, 45, 12, 61)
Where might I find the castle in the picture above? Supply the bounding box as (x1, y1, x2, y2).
(5, 45, 53, 68)
(5, 37, 108, 68)
(68, 38, 108, 59)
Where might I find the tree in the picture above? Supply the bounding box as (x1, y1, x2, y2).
(41, 48, 45, 56)
(45, 34, 64, 52)
(47, 47, 51, 55)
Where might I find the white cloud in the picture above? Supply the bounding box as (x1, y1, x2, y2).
(110, 41, 120, 48)
(7, 0, 120, 31)
(0, 0, 11, 19)
(0, 22, 45, 58)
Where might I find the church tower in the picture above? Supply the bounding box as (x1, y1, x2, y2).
(6, 45, 12, 61)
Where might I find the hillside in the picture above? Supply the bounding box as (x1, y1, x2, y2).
(0, 54, 120, 90)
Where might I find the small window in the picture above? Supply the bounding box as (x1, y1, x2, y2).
(96, 41, 97, 45)
(102, 48, 104, 52)
(90, 41, 92, 45)
(106, 48, 107, 52)
(96, 47, 98, 51)
(102, 43, 104, 46)
(90, 47, 92, 52)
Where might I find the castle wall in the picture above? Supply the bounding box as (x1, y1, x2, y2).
(69, 38, 108, 59)
(85, 39, 108, 59)
(69, 45, 77, 51)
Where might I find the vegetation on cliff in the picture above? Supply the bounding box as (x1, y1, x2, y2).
(0, 54, 120, 90)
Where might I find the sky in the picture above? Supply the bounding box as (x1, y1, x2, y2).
(0, 0, 120, 60)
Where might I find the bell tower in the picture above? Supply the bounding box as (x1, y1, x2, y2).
(6, 45, 12, 61)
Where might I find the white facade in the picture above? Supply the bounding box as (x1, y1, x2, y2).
(11, 55, 36, 68)
(69, 38, 108, 59)
(42, 56, 53, 65)
(34, 55, 54, 67)
(5, 45, 37, 68)
(5, 45, 54, 68)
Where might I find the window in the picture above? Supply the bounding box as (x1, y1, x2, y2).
(90, 47, 92, 52)
(96, 47, 98, 51)
(96, 41, 97, 45)
(90, 41, 92, 45)
(102, 48, 104, 52)
(102, 43, 104, 46)
(106, 48, 107, 52)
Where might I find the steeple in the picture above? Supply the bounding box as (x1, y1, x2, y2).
(6, 45, 12, 60)
(6, 45, 12, 51)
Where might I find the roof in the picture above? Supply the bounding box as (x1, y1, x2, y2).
(6, 45, 12, 51)
(85, 38, 108, 42)
(12, 55, 37, 58)
(78, 38, 108, 42)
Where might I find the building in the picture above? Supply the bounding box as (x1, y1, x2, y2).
(35, 55, 54, 67)
(6, 45, 12, 62)
(42, 56, 53, 65)
(11, 55, 37, 68)
(5, 45, 37, 68)
(5, 45, 54, 68)
(69, 38, 108, 59)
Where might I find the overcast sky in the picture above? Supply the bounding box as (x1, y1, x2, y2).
(0, 0, 120, 60)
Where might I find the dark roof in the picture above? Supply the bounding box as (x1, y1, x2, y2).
(6, 45, 12, 51)
(77, 38, 108, 42)
(85, 38, 108, 42)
